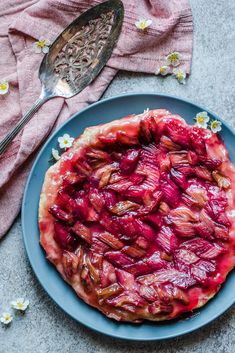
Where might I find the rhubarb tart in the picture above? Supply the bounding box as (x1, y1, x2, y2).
(39, 109, 235, 322)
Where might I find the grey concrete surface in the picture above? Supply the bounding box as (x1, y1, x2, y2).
(1, 1, 235, 352)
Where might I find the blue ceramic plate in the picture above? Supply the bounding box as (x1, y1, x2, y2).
(22, 93, 235, 341)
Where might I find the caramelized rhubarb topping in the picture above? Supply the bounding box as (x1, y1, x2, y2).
(45, 111, 233, 322)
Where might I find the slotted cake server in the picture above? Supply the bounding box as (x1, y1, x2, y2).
(0, 0, 124, 155)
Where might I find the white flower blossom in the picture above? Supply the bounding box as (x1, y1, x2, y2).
(51, 148, 60, 161)
(194, 111, 210, 129)
(0, 80, 9, 95)
(155, 65, 170, 76)
(11, 298, 29, 312)
(33, 37, 50, 54)
(166, 52, 181, 67)
(210, 119, 222, 133)
(0, 312, 13, 325)
(172, 68, 186, 84)
(58, 134, 74, 149)
(135, 19, 152, 31)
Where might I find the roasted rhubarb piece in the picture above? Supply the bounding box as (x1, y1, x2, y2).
(39, 109, 235, 322)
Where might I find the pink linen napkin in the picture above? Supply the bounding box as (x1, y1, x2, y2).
(0, 0, 193, 237)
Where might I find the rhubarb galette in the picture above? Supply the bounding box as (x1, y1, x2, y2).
(39, 109, 235, 322)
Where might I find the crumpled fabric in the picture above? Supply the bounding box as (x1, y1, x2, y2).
(0, 0, 193, 237)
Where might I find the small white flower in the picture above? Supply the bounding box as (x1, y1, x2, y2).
(172, 68, 186, 84)
(0, 80, 9, 95)
(11, 298, 29, 312)
(0, 312, 13, 325)
(166, 52, 181, 67)
(33, 37, 50, 54)
(210, 119, 222, 133)
(155, 65, 170, 76)
(143, 108, 149, 114)
(135, 19, 152, 31)
(51, 148, 60, 161)
(58, 134, 74, 149)
(194, 111, 210, 129)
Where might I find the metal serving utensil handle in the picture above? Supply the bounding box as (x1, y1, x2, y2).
(0, 94, 49, 156)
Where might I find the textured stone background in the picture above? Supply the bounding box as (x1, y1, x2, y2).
(1, 1, 235, 352)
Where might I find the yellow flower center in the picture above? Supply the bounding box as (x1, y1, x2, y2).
(197, 116, 205, 124)
(211, 121, 218, 129)
(139, 21, 147, 30)
(170, 53, 178, 63)
(160, 67, 166, 74)
(5, 315, 11, 320)
(37, 40, 46, 48)
(0, 83, 8, 91)
(17, 303, 24, 309)
(176, 72, 184, 80)
(64, 139, 68, 145)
